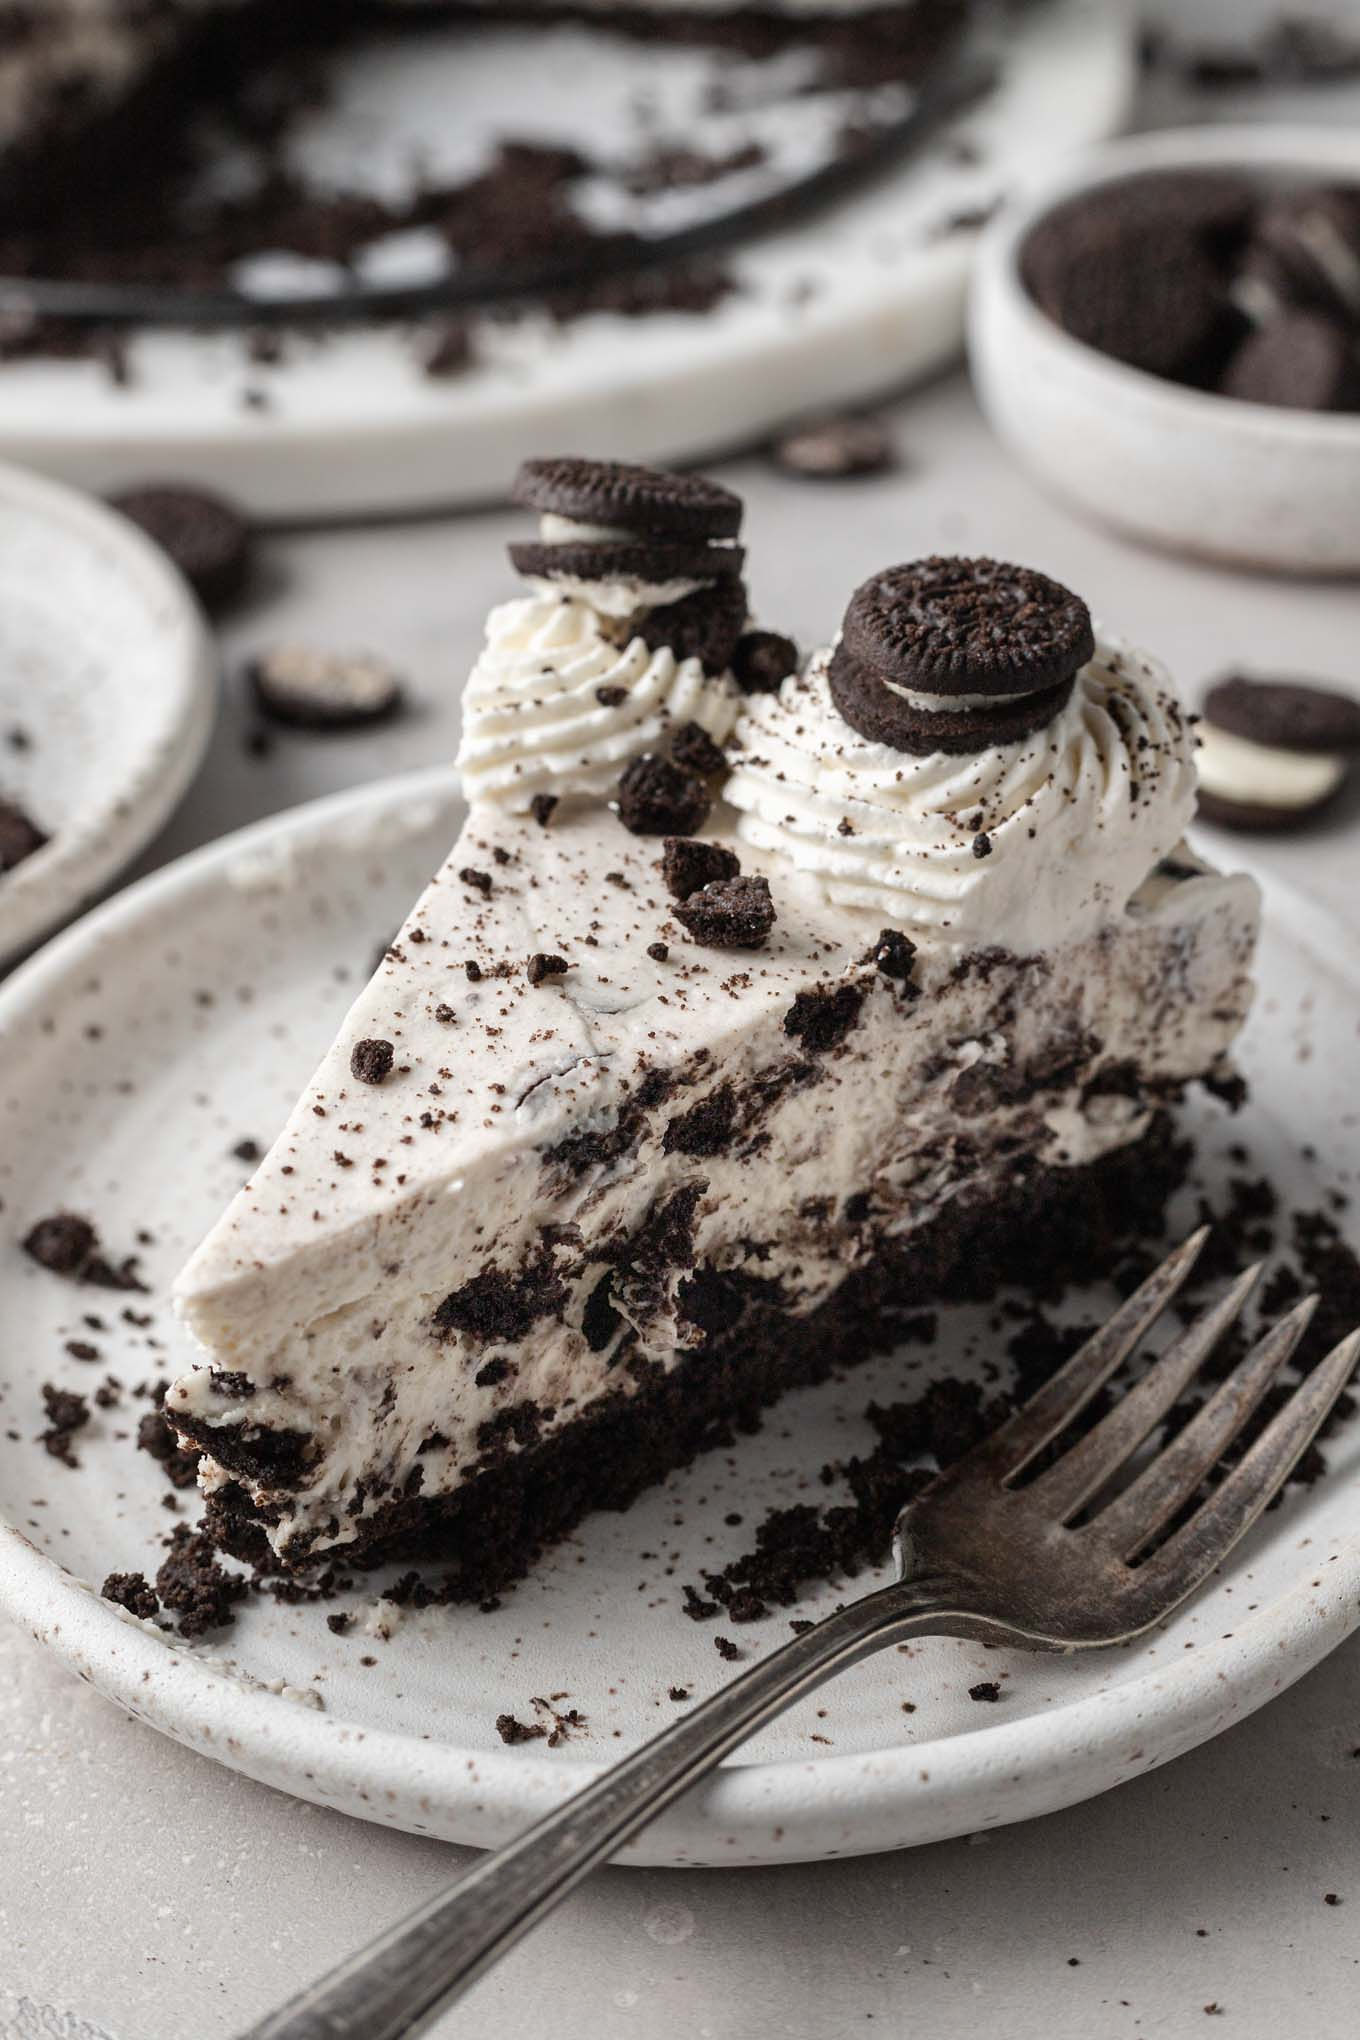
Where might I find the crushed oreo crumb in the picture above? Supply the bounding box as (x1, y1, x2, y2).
(673, 875, 775, 949)
(669, 720, 727, 777)
(529, 793, 558, 828)
(616, 754, 711, 837)
(660, 835, 740, 901)
(350, 1038, 396, 1086)
(101, 1571, 159, 1620)
(526, 952, 570, 987)
(732, 629, 799, 695)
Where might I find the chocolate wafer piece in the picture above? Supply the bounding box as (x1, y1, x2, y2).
(509, 537, 745, 586)
(512, 457, 743, 540)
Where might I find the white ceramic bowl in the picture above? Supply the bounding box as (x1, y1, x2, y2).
(968, 124, 1360, 576)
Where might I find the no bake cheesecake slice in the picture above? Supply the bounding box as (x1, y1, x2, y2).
(169, 468, 1260, 1594)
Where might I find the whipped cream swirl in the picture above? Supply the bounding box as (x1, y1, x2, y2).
(457, 592, 739, 809)
(724, 635, 1198, 951)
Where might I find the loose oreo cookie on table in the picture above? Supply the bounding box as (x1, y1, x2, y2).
(1196, 672, 1360, 830)
(828, 556, 1094, 755)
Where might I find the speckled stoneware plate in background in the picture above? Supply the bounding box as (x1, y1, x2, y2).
(0, 768, 1357, 1868)
(0, 461, 216, 970)
(0, 0, 1131, 518)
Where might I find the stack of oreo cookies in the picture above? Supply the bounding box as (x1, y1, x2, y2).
(508, 457, 749, 675)
(827, 556, 1095, 754)
(1022, 169, 1360, 413)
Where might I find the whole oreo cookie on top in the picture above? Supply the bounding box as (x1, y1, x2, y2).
(829, 555, 1092, 756)
(511, 457, 743, 540)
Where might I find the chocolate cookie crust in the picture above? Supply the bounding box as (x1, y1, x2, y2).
(840, 557, 1094, 700)
(511, 458, 743, 540)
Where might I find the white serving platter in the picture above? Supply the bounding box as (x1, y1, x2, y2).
(0, 460, 216, 970)
(0, 767, 1356, 1868)
(0, 0, 1132, 518)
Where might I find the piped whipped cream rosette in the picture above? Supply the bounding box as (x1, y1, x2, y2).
(725, 554, 1199, 951)
(457, 457, 753, 811)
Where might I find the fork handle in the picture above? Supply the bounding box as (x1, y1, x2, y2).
(243, 1578, 972, 2039)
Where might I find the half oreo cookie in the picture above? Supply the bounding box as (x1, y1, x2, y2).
(828, 556, 1094, 755)
(511, 457, 744, 541)
(509, 537, 745, 586)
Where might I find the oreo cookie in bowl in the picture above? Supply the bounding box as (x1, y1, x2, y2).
(969, 125, 1360, 574)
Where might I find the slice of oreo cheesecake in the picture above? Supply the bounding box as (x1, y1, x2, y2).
(169, 516, 1260, 1596)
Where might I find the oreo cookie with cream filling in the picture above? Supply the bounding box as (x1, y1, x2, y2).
(508, 536, 745, 588)
(1196, 672, 1360, 830)
(828, 556, 1094, 755)
(511, 457, 743, 541)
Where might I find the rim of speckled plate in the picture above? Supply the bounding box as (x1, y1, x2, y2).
(0, 769, 1358, 1866)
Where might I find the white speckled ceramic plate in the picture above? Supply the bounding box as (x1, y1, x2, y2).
(0, 0, 1132, 518)
(0, 461, 216, 969)
(0, 768, 1357, 1868)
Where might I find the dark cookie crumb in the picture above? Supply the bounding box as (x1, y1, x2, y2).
(714, 1635, 742, 1662)
(668, 1685, 690, 1701)
(869, 928, 919, 987)
(102, 1571, 159, 1620)
(783, 981, 867, 1053)
(616, 754, 711, 837)
(529, 793, 559, 828)
(232, 1138, 263, 1164)
(155, 1525, 248, 1638)
(669, 720, 727, 777)
(460, 866, 493, 898)
(137, 1409, 201, 1491)
(732, 630, 799, 695)
(674, 875, 775, 949)
(21, 1211, 148, 1292)
(22, 1213, 98, 1276)
(972, 831, 993, 859)
(209, 1370, 256, 1399)
(968, 1679, 1002, 1703)
(660, 835, 741, 901)
(39, 1383, 90, 1466)
(647, 941, 670, 963)
(465, 958, 483, 982)
(595, 685, 628, 707)
(0, 796, 48, 872)
(421, 319, 475, 379)
(350, 1038, 396, 1086)
(326, 1610, 354, 1635)
(496, 1711, 548, 1745)
(526, 952, 570, 987)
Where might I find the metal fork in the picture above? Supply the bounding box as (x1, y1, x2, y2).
(245, 1229, 1359, 2040)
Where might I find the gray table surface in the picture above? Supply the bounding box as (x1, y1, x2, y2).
(6, 24, 1360, 2036)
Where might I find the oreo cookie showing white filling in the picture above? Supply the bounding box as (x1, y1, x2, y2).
(1196, 673, 1360, 830)
(828, 555, 1095, 754)
(248, 645, 407, 730)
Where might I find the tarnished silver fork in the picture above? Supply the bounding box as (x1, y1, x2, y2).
(246, 1228, 1359, 2040)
